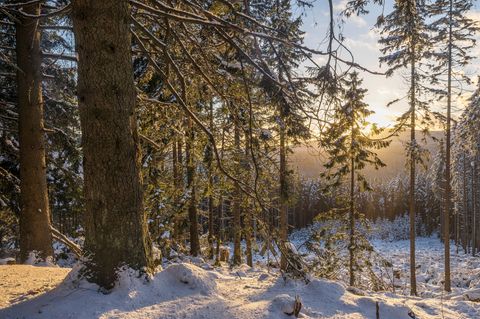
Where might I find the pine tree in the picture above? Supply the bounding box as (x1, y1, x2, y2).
(377, 0, 431, 296)
(322, 71, 388, 287)
(426, 0, 479, 292)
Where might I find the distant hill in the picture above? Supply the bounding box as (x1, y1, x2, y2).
(290, 130, 444, 181)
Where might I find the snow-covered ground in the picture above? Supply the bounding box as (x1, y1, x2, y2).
(1, 261, 478, 319)
(372, 237, 480, 298)
(1, 231, 479, 319)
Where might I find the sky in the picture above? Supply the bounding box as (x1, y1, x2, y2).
(296, 0, 480, 128)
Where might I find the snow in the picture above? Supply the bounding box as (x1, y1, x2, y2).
(1, 256, 479, 319)
(1, 220, 480, 319)
(0, 257, 15, 265)
(371, 237, 480, 298)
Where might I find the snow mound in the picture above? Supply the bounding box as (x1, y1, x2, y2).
(269, 294, 297, 315)
(305, 278, 346, 300)
(159, 263, 219, 295)
(0, 257, 15, 265)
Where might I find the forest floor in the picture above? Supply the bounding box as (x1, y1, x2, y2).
(0, 236, 479, 319)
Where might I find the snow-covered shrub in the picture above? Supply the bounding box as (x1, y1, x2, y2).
(369, 215, 429, 241)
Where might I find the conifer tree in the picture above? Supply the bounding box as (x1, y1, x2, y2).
(377, 0, 431, 296)
(260, 0, 310, 270)
(72, 0, 153, 289)
(426, 0, 479, 292)
(14, 1, 54, 262)
(322, 71, 388, 286)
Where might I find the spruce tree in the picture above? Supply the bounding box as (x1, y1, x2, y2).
(377, 0, 431, 296)
(14, 1, 54, 262)
(322, 71, 388, 287)
(426, 0, 479, 292)
(72, 0, 153, 289)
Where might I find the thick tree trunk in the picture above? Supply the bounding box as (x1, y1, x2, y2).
(185, 117, 200, 256)
(16, 2, 53, 263)
(72, 0, 153, 289)
(232, 116, 242, 265)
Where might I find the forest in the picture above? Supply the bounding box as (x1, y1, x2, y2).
(0, 0, 479, 318)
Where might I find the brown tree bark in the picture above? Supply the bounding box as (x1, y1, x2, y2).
(15, 2, 53, 263)
(72, 0, 153, 289)
(208, 101, 215, 259)
(279, 119, 288, 270)
(443, 0, 453, 292)
(185, 117, 200, 256)
(409, 54, 417, 296)
(232, 115, 242, 265)
(348, 108, 355, 287)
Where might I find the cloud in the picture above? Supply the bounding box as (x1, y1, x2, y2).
(348, 15, 367, 27)
(333, 0, 349, 12)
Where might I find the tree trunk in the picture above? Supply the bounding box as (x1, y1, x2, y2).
(349, 109, 355, 287)
(208, 101, 215, 259)
(72, 0, 153, 289)
(245, 132, 253, 267)
(232, 115, 242, 265)
(16, 2, 54, 262)
(409, 54, 417, 296)
(185, 117, 200, 256)
(279, 118, 288, 270)
(473, 161, 477, 256)
(444, 0, 453, 292)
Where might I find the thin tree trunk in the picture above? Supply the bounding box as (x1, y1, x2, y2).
(185, 117, 200, 256)
(349, 115, 355, 287)
(245, 131, 253, 267)
(462, 152, 468, 253)
(444, 0, 453, 292)
(473, 161, 477, 256)
(16, 1, 53, 263)
(279, 117, 288, 270)
(409, 54, 417, 296)
(232, 115, 242, 265)
(208, 101, 215, 259)
(72, 0, 153, 289)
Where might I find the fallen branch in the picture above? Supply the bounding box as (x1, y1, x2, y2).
(50, 226, 83, 257)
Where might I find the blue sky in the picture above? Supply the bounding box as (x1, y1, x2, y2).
(297, 0, 480, 128)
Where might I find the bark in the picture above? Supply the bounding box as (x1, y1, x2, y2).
(349, 109, 355, 287)
(185, 117, 200, 256)
(72, 0, 153, 289)
(208, 102, 215, 259)
(472, 161, 477, 256)
(443, 0, 453, 292)
(232, 115, 242, 265)
(245, 132, 253, 267)
(279, 118, 288, 270)
(409, 53, 417, 296)
(15, 2, 54, 262)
